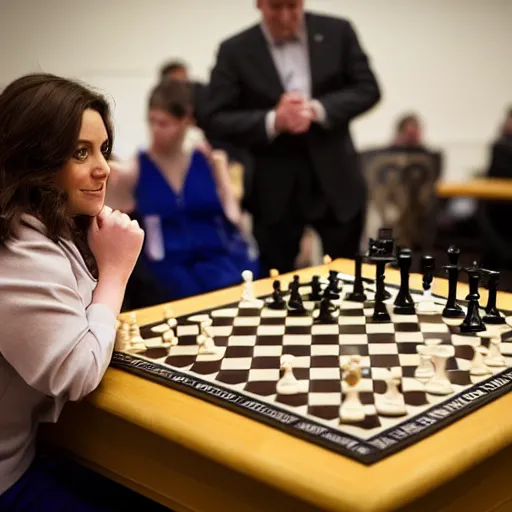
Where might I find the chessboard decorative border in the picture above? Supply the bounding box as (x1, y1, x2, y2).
(110, 282, 512, 464)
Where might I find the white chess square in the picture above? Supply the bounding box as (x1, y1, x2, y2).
(253, 345, 283, 357)
(451, 334, 477, 346)
(401, 377, 425, 392)
(311, 345, 340, 356)
(339, 301, 364, 311)
(285, 316, 313, 326)
(248, 368, 280, 381)
(211, 308, 238, 318)
(366, 323, 395, 334)
(398, 354, 420, 367)
(172, 345, 200, 356)
(283, 334, 312, 346)
(420, 322, 449, 333)
(310, 367, 340, 380)
(308, 393, 342, 406)
(368, 343, 398, 355)
(339, 334, 369, 345)
(312, 324, 340, 335)
(228, 335, 258, 346)
(341, 378, 373, 393)
(221, 357, 253, 370)
(292, 356, 311, 368)
(257, 325, 285, 336)
(211, 326, 233, 337)
(261, 308, 287, 318)
(177, 325, 199, 336)
(394, 332, 424, 343)
(364, 308, 375, 316)
(371, 367, 402, 380)
(392, 314, 419, 324)
(234, 316, 261, 327)
(338, 315, 366, 325)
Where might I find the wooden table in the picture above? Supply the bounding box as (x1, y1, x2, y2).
(40, 260, 512, 512)
(436, 178, 512, 200)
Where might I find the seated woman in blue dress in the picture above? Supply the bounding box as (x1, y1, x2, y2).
(107, 80, 260, 301)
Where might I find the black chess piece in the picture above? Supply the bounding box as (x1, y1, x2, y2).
(421, 255, 435, 292)
(309, 275, 323, 301)
(442, 264, 465, 319)
(483, 269, 505, 324)
(289, 275, 300, 292)
(442, 246, 464, 319)
(324, 271, 341, 300)
(268, 280, 286, 310)
(367, 228, 396, 322)
(288, 279, 307, 316)
(447, 245, 461, 266)
(393, 248, 415, 315)
(459, 263, 486, 333)
(347, 253, 367, 302)
(315, 296, 337, 324)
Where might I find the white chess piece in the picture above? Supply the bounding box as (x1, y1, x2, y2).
(276, 354, 301, 395)
(376, 367, 407, 416)
(478, 324, 507, 368)
(240, 270, 264, 307)
(127, 314, 147, 353)
(416, 286, 441, 314)
(425, 345, 455, 395)
(470, 344, 492, 376)
(340, 355, 365, 422)
(115, 321, 132, 352)
(196, 320, 219, 355)
(414, 345, 435, 380)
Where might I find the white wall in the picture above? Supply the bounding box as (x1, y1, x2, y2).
(1, 0, 511, 179)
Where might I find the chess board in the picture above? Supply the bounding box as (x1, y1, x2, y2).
(111, 276, 512, 464)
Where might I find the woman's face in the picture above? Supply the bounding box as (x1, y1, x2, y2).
(148, 108, 189, 152)
(56, 109, 110, 216)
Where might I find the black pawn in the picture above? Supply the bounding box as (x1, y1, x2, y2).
(347, 253, 367, 302)
(309, 275, 323, 301)
(459, 263, 486, 333)
(483, 270, 505, 324)
(269, 280, 286, 310)
(421, 255, 435, 293)
(316, 297, 337, 324)
(372, 260, 391, 322)
(394, 248, 415, 315)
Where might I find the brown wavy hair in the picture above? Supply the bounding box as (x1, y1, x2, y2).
(0, 73, 113, 270)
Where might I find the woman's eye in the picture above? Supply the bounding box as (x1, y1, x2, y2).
(74, 147, 88, 161)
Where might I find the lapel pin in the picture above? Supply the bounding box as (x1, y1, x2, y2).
(314, 34, 324, 43)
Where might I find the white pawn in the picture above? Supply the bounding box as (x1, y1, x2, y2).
(340, 355, 365, 422)
(425, 345, 455, 395)
(277, 354, 300, 395)
(477, 324, 507, 368)
(240, 270, 264, 307)
(470, 344, 492, 376)
(128, 314, 147, 353)
(197, 320, 219, 355)
(414, 345, 435, 380)
(376, 368, 407, 416)
(115, 321, 132, 352)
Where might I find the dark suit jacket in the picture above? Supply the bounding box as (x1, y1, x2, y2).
(207, 12, 381, 225)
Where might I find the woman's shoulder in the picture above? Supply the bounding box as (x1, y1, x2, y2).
(0, 214, 71, 275)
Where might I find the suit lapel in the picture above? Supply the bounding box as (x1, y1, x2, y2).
(306, 13, 325, 96)
(248, 26, 284, 97)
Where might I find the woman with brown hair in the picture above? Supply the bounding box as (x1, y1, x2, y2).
(0, 74, 165, 510)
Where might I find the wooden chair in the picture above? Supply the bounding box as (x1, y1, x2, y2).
(361, 147, 442, 252)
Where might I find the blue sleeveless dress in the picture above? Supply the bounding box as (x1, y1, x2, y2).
(135, 150, 260, 300)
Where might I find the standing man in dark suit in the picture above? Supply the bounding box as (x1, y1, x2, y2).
(207, 0, 381, 274)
